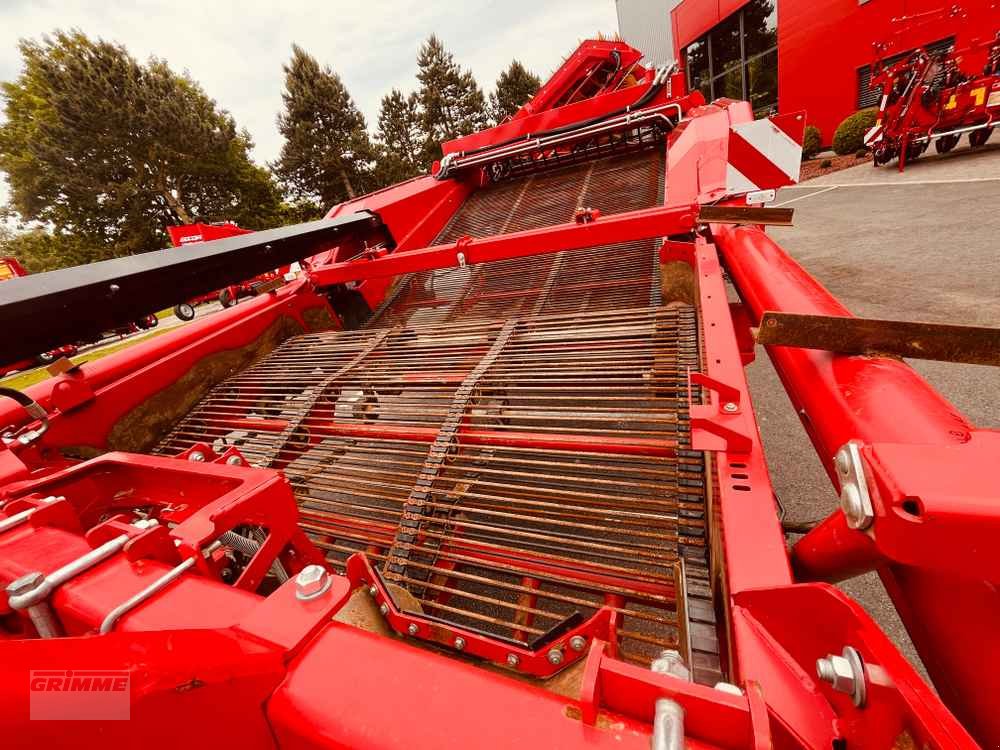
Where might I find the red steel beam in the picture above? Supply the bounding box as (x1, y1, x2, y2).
(309, 203, 698, 287)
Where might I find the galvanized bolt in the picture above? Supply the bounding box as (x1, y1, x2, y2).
(835, 447, 851, 476)
(714, 682, 743, 696)
(569, 635, 587, 652)
(368, 585, 378, 596)
(226, 455, 243, 466)
(722, 402, 738, 414)
(816, 647, 867, 707)
(294, 564, 332, 601)
(506, 653, 520, 667)
(188, 451, 205, 462)
(379, 603, 389, 616)
(407, 623, 419, 636)
(840, 484, 867, 528)
(547, 648, 564, 665)
(454, 636, 466, 651)
(651, 649, 691, 681)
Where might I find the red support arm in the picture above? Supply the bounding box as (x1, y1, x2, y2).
(308, 204, 698, 287)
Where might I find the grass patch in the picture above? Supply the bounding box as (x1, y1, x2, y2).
(0, 327, 174, 391)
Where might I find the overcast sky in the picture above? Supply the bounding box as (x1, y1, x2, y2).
(0, 0, 619, 211)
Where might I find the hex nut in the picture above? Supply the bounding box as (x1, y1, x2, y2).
(569, 635, 587, 652)
(547, 648, 564, 665)
(226, 455, 243, 466)
(454, 636, 466, 651)
(407, 623, 419, 636)
(816, 654, 855, 695)
(188, 451, 206, 462)
(295, 564, 332, 600)
(506, 653, 520, 667)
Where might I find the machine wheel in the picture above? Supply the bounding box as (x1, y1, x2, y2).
(872, 145, 894, 166)
(137, 314, 159, 330)
(219, 288, 236, 308)
(173, 302, 196, 321)
(905, 141, 927, 163)
(969, 127, 993, 148)
(934, 134, 960, 154)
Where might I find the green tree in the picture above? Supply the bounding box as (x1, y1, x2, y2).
(0, 227, 102, 274)
(375, 89, 425, 184)
(416, 35, 488, 160)
(273, 45, 376, 207)
(488, 60, 541, 124)
(0, 30, 281, 261)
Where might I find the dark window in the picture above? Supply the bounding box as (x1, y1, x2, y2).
(743, 0, 777, 59)
(856, 36, 955, 109)
(686, 38, 709, 85)
(714, 67, 745, 100)
(710, 13, 743, 74)
(746, 49, 779, 116)
(684, 1, 778, 107)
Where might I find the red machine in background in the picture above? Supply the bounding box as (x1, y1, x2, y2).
(0, 36, 998, 750)
(167, 222, 292, 318)
(865, 19, 1000, 170)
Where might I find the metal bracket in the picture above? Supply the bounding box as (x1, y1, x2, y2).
(686, 371, 752, 453)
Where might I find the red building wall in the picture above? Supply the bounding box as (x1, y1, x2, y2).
(672, 0, 998, 143)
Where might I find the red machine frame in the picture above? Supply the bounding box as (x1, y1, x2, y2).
(0, 38, 994, 750)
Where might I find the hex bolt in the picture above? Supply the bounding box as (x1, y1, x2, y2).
(569, 635, 587, 652)
(714, 682, 743, 696)
(294, 564, 332, 601)
(816, 647, 867, 707)
(840, 484, 866, 527)
(378, 603, 389, 616)
(506, 653, 520, 667)
(454, 636, 466, 651)
(722, 402, 738, 414)
(547, 648, 564, 665)
(651, 649, 691, 681)
(834, 447, 851, 476)
(407, 623, 419, 636)
(188, 451, 205, 462)
(368, 585, 378, 596)
(225, 455, 243, 466)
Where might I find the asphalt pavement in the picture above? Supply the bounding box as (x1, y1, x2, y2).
(752, 140, 1000, 675)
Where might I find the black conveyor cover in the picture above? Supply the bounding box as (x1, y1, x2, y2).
(0, 211, 386, 366)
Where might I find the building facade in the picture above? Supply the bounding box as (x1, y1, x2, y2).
(669, 0, 998, 143)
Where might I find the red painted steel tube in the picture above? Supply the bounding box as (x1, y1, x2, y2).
(712, 224, 971, 475)
(309, 203, 698, 287)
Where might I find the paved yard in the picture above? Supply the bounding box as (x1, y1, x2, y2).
(751, 142, 1000, 675)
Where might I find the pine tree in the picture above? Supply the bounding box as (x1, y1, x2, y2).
(489, 60, 542, 125)
(416, 35, 488, 160)
(375, 89, 425, 184)
(0, 31, 281, 260)
(273, 45, 376, 207)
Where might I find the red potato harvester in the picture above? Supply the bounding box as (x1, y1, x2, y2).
(0, 37, 998, 750)
(865, 11, 1000, 171)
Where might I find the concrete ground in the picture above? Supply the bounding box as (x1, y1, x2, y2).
(750, 140, 1000, 676)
